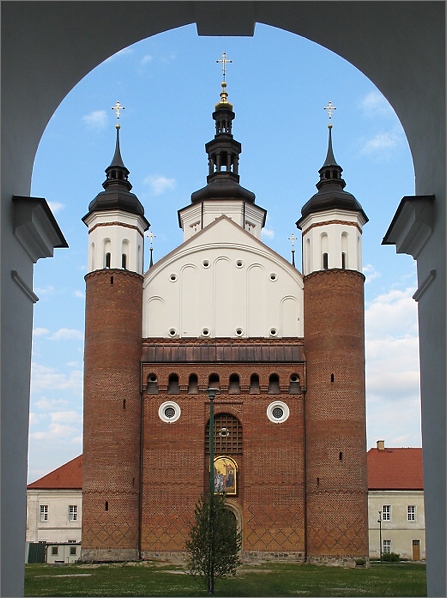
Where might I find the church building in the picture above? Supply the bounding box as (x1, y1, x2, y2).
(81, 67, 369, 564)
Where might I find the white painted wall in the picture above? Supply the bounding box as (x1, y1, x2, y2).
(26, 490, 82, 544)
(143, 216, 303, 338)
(84, 210, 146, 274)
(300, 209, 366, 275)
(368, 490, 426, 560)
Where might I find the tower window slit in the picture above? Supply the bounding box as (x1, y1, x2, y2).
(331, 373, 335, 383)
(123, 399, 126, 410)
(323, 253, 329, 269)
(105, 252, 111, 269)
(110, 276, 114, 285)
(105, 501, 108, 511)
(341, 252, 346, 269)
(339, 452, 343, 461)
(122, 254, 127, 269)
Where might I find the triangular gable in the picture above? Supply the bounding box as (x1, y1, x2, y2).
(145, 214, 302, 284)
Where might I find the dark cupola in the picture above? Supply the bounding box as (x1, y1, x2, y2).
(297, 124, 368, 227)
(190, 79, 255, 203)
(83, 123, 148, 224)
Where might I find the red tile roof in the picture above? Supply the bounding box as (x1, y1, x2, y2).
(28, 449, 424, 491)
(367, 447, 423, 490)
(27, 455, 82, 489)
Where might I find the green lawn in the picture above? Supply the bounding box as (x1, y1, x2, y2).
(25, 561, 426, 597)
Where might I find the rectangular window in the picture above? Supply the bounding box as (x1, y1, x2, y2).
(68, 505, 78, 521)
(383, 539, 391, 554)
(382, 505, 391, 521)
(69, 546, 77, 556)
(40, 505, 49, 521)
(408, 505, 416, 521)
(51, 546, 58, 556)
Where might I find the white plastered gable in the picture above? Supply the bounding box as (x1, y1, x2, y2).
(142, 215, 304, 339)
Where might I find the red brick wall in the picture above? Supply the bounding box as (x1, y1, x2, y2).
(82, 269, 143, 559)
(304, 269, 369, 560)
(140, 358, 306, 557)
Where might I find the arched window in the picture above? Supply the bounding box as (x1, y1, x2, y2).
(228, 374, 240, 395)
(105, 252, 111, 269)
(323, 252, 329, 269)
(122, 253, 127, 269)
(168, 373, 180, 394)
(289, 373, 300, 394)
(268, 373, 280, 395)
(205, 413, 242, 455)
(146, 373, 158, 395)
(249, 373, 260, 394)
(208, 373, 220, 388)
(188, 373, 199, 394)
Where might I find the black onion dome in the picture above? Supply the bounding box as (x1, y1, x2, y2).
(190, 81, 256, 204)
(83, 126, 147, 223)
(297, 126, 368, 226)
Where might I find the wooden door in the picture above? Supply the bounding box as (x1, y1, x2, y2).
(412, 539, 420, 560)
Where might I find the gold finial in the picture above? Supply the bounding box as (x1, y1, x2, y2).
(112, 101, 125, 129)
(288, 233, 297, 249)
(324, 101, 336, 128)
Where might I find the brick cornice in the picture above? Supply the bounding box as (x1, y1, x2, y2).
(88, 221, 144, 238)
(301, 220, 363, 235)
(304, 268, 365, 283)
(85, 268, 144, 282)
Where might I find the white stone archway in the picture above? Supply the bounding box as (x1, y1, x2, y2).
(2, 3, 444, 595)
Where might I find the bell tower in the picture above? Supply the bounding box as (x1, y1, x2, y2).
(297, 108, 369, 564)
(81, 105, 149, 561)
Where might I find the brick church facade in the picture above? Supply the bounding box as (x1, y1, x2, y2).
(81, 79, 369, 564)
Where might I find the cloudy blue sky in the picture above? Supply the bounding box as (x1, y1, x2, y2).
(28, 23, 420, 483)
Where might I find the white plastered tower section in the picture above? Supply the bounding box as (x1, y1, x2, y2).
(83, 121, 149, 276)
(298, 124, 368, 275)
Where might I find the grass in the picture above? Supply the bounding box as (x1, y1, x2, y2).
(24, 561, 427, 597)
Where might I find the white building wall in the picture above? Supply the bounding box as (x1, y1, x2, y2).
(143, 216, 303, 339)
(26, 490, 82, 544)
(368, 490, 426, 560)
(300, 209, 366, 275)
(84, 210, 146, 274)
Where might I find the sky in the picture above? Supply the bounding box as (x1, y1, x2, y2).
(28, 23, 420, 483)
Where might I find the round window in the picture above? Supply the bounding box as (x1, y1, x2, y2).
(202, 328, 210, 337)
(267, 401, 290, 424)
(202, 260, 210, 268)
(169, 273, 178, 282)
(158, 401, 181, 423)
(269, 273, 278, 282)
(236, 260, 244, 268)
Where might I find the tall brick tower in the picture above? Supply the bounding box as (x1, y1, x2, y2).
(297, 117, 369, 564)
(81, 109, 149, 561)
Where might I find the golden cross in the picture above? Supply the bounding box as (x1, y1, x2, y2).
(111, 101, 125, 120)
(216, 52, 232, 81)
(324, 101, 336, 121)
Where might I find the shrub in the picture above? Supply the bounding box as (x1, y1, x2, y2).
(382, 552, 400, 562)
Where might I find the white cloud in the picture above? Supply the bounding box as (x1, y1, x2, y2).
(33, 327, 49, 337)
(31, 363, 83, 394)
(365, 285, 421, 447)
(50, 411, 82, 425)
(73, 290, 85, 299)
(143, 175, 176, 195)
(31, 423, 80, 441)
(363, 263, 381, 284)
(361, 131, 401, 158)
(359, 90, 394, 118)
(48, 201, 64, 214)
(141, 54, 153, 65)
(50, 328, 84, 341)
(34, 397, 69, 410)
(82, 110, 108, 130)
(261, 228, 275, 239)
(34, 285, 55, 296)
